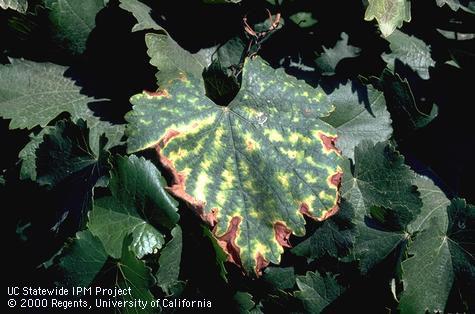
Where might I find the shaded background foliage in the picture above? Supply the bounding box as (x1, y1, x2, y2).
(1, 0, 474, 313)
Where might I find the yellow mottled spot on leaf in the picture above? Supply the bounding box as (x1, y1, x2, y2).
(168, 148, 189, 163)
(217, 191, 226, 205)
(304, 173, 317, 183)
(244, 132, 260, 151)
(193, 172, 212, 202)
(303, 195, 316, 212)
(289, 133, 300, 144)
(279, 148, 304, 161)
(319, 191, 334, 201)
(302, 91, 309, 97)
(276, 172, 290, 188)
(201, 159, 212, 171)
(264, 129, 284, 142)
(249, 210, 259, 218)
(139, 119, 152, 125)
(252, 240, 271, 258)
(305, 156, 317, 167)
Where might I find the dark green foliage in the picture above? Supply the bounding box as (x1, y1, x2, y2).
(2, 0, 473, 313)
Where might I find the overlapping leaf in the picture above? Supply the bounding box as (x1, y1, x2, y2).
(42, 0, 107, 54)
(322, 82, 392, 160)
(0, 59, 124, 146)
(383, 30, 435, 80)
(400, 198, 475, 313)
(295, 271, 345, 313)
(314, 33, 361, 76)
(88, 155, 179, 258)
(127, 56, 344, 274)
(364, 0, 411, 37)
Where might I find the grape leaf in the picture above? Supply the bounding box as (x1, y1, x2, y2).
(343, 140, 422, 228)
(378, 70, 438, 131)
(364, 0, 411, 37)
(289, 12, 317, 28)
(18, 127, 54, 181)
(322, 82, 392, 160)
(0, 0, 27, 13)
(382, 30, 435, 80)
(263, 267, 296, 290)
(0, 59, 124, 145)
(233, 291, 263, 314)
(118, 0, 162, 32)
(126, 56, 344, 275)
(113, 236, 156, 313)
(291, 200, 355, 261)
(314, 33, 361, 76)
(43, 0, 106, 54)
(295, 271, 344, 313)
(156, 226, 184, 295)
(59, 230, 108, 287)
(436, 0, 475, 13)
(400, 198, 475, 313)
(341, 141, 422, 272)
(88, 155, 179, 258)
(145, 33, 208, 89)
(35, 119, 110, 187)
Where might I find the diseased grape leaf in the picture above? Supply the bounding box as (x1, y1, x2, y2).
(0, 59, 124, 146)
(295, 271, 345, 313)
(126, 56, 344, 275)
(314, 33, 361, 76)
(43, 0, 106, 54)
(156, 226, 185, 295)
(59, 230, 108, 287)
(88, 155, 179, 258)
(383, 30, 435, 80)
(35, 119, 110, 187)
(400, 198, 475, 313)
(118, 0, 162, 32)
(364, 0, 411, 37)
(322, 82, 392, 160)
(0, 0, 27, 13)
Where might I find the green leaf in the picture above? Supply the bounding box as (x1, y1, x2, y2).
(59, 230, 108, 287)
(156, 226, 184, 295)
(436, 0, 475, 14)
(291, 202, 355, 261)
(379, 70, 438, 131)
(203, 226, 229, 281)
(233, 292, 262, 314)
(289, 12, 317, 28)
(399, 198, 475, 313)
(145, 33, 208, 89)
(118, 0, 162, 32)
(322, 82, 392, 160)
(364, 0, 411, 37)
(18, 127, 54, 181)
(0, 59, 124, 145)
(88, 155, 179, 258)
(263, 267, 296, 290)
(0, 0, 27, 13)
(35, 119, 110, 187)
(43, 0, 106, 54)
(382, 30, 435, 80)
(114, 236, 156, 313)
(295, 271, 344, 313)
(314, 33, 361, 76)
(127, 56, 344, 275)
(408, 175, 450, 234)
(343, 141, 422, 228)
